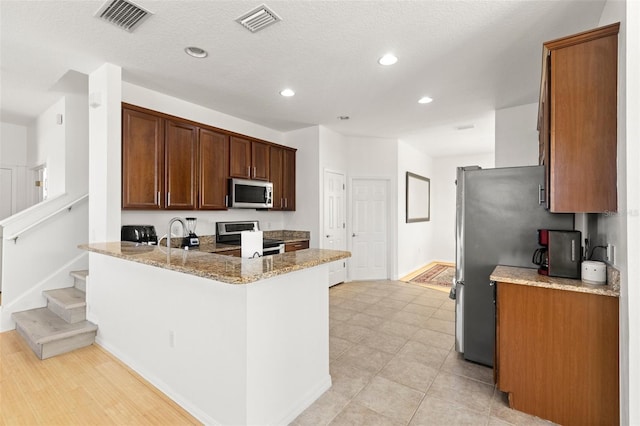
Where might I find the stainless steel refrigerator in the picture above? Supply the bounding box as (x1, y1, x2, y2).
(452, 165, 574, 367)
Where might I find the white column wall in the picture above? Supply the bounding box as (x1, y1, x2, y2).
(597, 2, 637, 424)
(625, 2, 639, 422)
(88, 63, 122, 243)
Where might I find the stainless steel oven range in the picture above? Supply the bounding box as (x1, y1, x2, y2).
(215, 221, 285, 255)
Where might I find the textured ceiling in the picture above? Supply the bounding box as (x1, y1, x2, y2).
(1, 0, 605, 156)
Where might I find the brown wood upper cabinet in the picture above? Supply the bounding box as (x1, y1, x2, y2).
(538, 23, 619, 213)
(230, 136, 270, 181)
(165, 120, 197, 209)
(122, 108, 164, 209)
(269, 146, 296, 211)
(122, 103, 295, 211)
(199, 128, 229, 210)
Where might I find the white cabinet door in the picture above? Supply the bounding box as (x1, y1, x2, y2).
(323, 170, 346, 286)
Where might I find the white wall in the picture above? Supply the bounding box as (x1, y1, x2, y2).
(597, 2, 639, 424)
(430, 153, 495, 264)
(122, 83, 284, 146)
(345, 136, 398, 279)
(495, 103, 539, 167)
(0, 122, 29, 215)
(89, 64, 122, 243)
(0, 122, 28, 165)
(64, 90, 89, 198)
(284, 126, 321, 247)
(624, 2, 639, 423)
(397, 140, 435, 278)
(34, 98, 65, 197)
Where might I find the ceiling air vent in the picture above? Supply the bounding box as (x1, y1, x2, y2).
(236, 4, 281, 33)
(95, 0, 152, 32)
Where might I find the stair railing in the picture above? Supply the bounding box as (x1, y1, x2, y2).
(5, 194, 88, 243)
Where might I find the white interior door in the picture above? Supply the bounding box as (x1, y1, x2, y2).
(1, 168, 14, 220)
(351, 179, 388, 280)
(323, 170, 347, 286)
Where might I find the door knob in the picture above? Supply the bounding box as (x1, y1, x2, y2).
(352, 233, 356, 237)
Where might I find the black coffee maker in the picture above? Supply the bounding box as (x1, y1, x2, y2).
(532, 229, 581, 279)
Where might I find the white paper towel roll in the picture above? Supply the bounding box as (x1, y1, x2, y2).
(241, 231, 263, 258)
(582, 261, 606, 285)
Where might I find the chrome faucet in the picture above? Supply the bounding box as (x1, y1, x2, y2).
(167, 217, 187, 256)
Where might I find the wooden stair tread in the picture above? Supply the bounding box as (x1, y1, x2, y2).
(70, 270, 88, 280)
(44, 287, 86, 309)
(13, 308, 97, 344)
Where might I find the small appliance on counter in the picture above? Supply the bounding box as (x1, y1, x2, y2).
(582, 260, 607, 285)
(182, 217, 200, 248)
(532, 229, 581, 279)
(121, 225, 158, 245)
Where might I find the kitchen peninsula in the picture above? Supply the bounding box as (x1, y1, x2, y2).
(81, 242, 350, 425)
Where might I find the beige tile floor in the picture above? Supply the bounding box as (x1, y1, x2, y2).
(293, 280, 555, 426)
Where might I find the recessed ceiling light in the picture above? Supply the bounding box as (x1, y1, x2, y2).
(280, 88, 295, 97)
(378, 54, 398, 66)
(184, 46, 208, 58)
(418, 96, 433, 104)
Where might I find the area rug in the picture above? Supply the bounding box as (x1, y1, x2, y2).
(406, 263, 455, 293)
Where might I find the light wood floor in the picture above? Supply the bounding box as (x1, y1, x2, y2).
(1, 330, 201, 425)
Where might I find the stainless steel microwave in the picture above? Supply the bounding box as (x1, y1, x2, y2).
(228, 178, 273, 209)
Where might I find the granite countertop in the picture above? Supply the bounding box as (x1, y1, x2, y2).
(80, 241, 349, 285)
(490, 265, 620, 298)
(159, 231, 311, 251)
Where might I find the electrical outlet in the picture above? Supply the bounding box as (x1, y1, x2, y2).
(606, 244, 615, 264)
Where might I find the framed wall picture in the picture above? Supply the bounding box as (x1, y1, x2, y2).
(406, 172, 430, 223)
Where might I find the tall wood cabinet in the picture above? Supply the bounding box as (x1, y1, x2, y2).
(198, 128, 229, 210)
(122, 108, 164, 209)
(165, 120, 197, 210)
(538, 23, 619, 213)
(269, 146, 296, 211)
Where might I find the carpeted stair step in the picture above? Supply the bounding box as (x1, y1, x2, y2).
(12, 308, 98, 360)
(43, 287, 87, 324)
(70, 270, 88, 292)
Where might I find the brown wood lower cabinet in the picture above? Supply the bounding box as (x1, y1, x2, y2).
(495, 282, 619, 426)
(285, 241, 309, 252)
